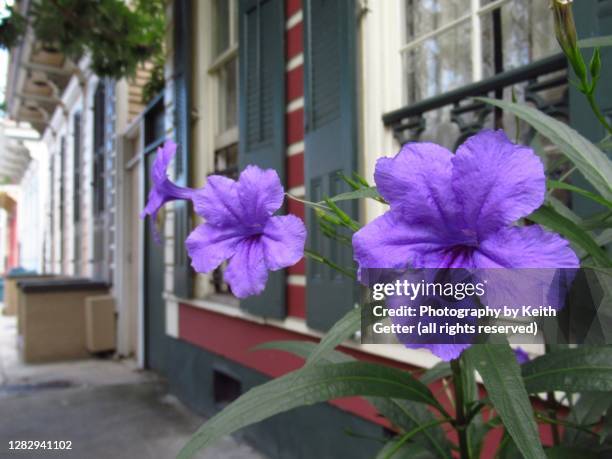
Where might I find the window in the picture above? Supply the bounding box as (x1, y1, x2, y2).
(73, 112, 81, 223)
(401, 0, 556, 105)
(210, 0, 238, 138)
(93, 83, 106, 216)
(209, 0, 239, 295)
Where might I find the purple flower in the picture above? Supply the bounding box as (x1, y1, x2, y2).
(185, 166, 306, 298)
(353, 130, 579, 360)
(514, 347, 530, 365)
(140, 140, 194, 242)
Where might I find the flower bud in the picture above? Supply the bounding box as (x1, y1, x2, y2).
(551, 0, 587, 83)
(590, 47, 602, 82)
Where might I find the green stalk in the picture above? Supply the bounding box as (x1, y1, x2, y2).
(585, 91, 612, 136)
(383, 418, 452, 459)
(451, 358, 470, 459)
(304, 249, 356, 280)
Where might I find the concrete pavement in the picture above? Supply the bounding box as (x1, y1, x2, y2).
(0, 313, 266, 459)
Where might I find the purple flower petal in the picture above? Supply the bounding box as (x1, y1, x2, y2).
(514, 347, 530, 364)
(261, 215, 307, 270)
(416, 343, 472, 361)
(140, 141, 194, 242)
(152, 140, 177, 182)
(237, 166, 285, 224)
(353, 211, 452, 270)
(475, 225, 579, 268)
(185, 224, 244, 273)
(224, 238, 269, 298)
(452, 130, 545, 239)
(192, 175, 241, 225)
(375, 142, 462, 233)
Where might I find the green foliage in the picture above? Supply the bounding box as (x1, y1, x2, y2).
(579, 35, 612, 48)
(1, 0, 165, 82)
(522, 347, 612, 393)
(476, 97, 612, 201)
(528, 205, 612, 268)
(466, 343, 546, 459)
(0, 6, 26, 49)
(177, 361, 443, 459)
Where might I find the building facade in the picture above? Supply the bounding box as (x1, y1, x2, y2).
(147, 1, 611, 457)
(5, 0, 150, 357)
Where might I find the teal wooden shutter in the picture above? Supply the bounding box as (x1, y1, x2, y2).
(570, 0, 612, 217)
(304, 0, 358, 331)
(173, 0, 193, 297)
(238, 0, 286, 318)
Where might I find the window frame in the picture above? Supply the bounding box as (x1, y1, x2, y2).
(400, 0, 511, 84)
(208, 0, 239, 150)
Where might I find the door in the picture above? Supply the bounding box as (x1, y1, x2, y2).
(143, 96, 167, 371)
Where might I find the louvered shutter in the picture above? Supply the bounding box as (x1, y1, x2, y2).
(304, 0, 358, 331)
(570, 0, 612, 217)
(173, 0, 193, 297)
(238, 0, 286, 318)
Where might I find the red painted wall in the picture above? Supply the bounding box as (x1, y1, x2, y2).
(285, 0, 306, 319)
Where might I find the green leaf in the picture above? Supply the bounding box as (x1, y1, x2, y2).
(547, 196, 582, 225)
(547, 180, 612, 209)
(371, 398, 452, 459)
(545, 446, 600, 459)
(327, 186, 383, 203)
(178, 362, 442, 459)
(254, 340, 352, 364)
(476, 98, 612, 201)
(595, 228, 612, 247)
(467, 343, 546, 459)
(578, 35, 612, 48)
(564, 392, 612, 445)
(375, 440, 433, 459)
(522, 347, 612, 393)
(306, 307, 361, 365)
(528, 205, 612, 267)
(254, 342, 452, 458)
(420, 362, 452, 385)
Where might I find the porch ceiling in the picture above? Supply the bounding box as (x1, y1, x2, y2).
(0, 139, 31, 184)
(5, 2, 76, 135)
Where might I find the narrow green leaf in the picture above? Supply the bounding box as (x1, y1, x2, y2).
(178, 362, 441, 459)
(254, 341, 452, 458)
(578, 35, 612, 48)
(419, 362, 452, 385)
(545, 446, 600, 459)
(327, 186, 382, 203)
(582, 210, 612, 230)
(304, 248, 356, 279)
(476, 98, 612, 201)
(371, 398, 452, 459)
(467, 343, 546, 459)
(595, 228, 612, 247)
(375, 440, 432, 459)
(528, 205, 612, 267)
(522, 347, 612, 393)
(547, 180, 612, 209)
(564, 392, 612, 445)
(306, 307, 361, 365)
(547, 196, 582, 225)
(254, 340, 352, 364)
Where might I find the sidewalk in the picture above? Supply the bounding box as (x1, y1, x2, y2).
(0, 313, 266, 459)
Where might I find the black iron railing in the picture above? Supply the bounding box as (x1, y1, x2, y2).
(382, 54, 568, 149)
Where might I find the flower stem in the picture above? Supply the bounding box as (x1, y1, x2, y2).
(451, 358, 470, 459)
(585, 91, 612, 136)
